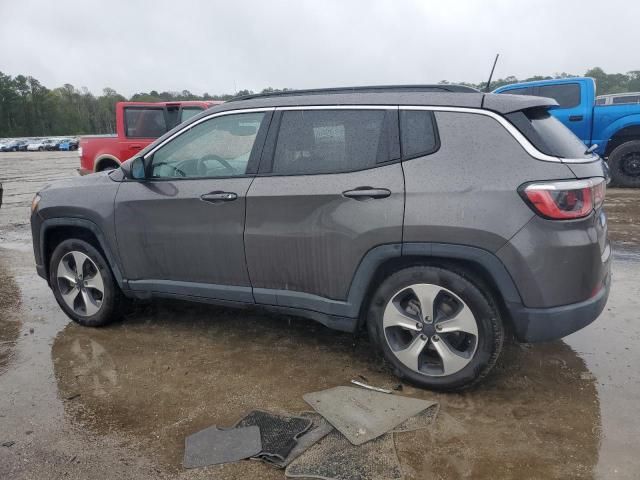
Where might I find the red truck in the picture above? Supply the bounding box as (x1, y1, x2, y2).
(78, 100, 221, 174)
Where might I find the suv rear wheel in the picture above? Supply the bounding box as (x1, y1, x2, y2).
(367, 265, 503, 391)
(49, 238, 123, 327)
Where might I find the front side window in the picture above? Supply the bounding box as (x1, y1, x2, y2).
(272, 110, 388, 175)
(149, 112, 265, 179)
(536, 84, 581, 108)
(125, 108, 167, 138)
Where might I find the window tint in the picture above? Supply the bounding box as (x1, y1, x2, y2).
(272, 110, 388, 175)
(125, 108, 167, 138)
(536, 84, 580, 108)
(612, 95, 640, 105)
(181, 107, 202, 123)
(400, 110, 438, 158)
(502, 87, 532, 96)
(149, 112, 265, 179)
(507, 108, 589, 159)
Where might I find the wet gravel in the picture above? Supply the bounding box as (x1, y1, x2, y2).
(1, 152, 639, 479)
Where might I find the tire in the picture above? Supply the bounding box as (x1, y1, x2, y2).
(608, 140, 640, 188)
(49, 238, 124, 327)
(39, 147, 44, 151)
(366, 265, 504, 391)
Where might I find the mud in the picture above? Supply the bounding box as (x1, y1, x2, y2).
(1, 152, 639, 479)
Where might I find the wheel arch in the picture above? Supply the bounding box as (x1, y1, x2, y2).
(351, 243, 523, 333)
(600, 116, 640, 157)
(94, 155, 121, 172)
(39, 218, 125, 289)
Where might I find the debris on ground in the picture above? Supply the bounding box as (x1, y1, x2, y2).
(270, 411, 334, 468)
(303, 386, 436, 445)
(233, 410, 312, 464)
(2, 441, 15, 447)
(285, 431, 402, 480)
(350, 379, 393, 394)
(183, 425, 261, 468)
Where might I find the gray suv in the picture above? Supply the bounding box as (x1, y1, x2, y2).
(30, 86, 611, 390)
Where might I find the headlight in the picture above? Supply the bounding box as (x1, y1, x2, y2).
(31, 194, 41, 213)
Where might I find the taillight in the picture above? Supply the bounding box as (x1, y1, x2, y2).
(520, 178, 606, 220)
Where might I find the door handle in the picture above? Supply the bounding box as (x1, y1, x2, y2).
(342, 187, 391, 200)
(200, 191, 238, 203)
(569, 115, 584, 122)
(130, 144, 143, 150)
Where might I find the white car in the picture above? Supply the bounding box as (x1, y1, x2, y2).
(26, 139, 55, 151)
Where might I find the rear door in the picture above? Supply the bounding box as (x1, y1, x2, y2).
(244, 107, 404, 311)
(114, 109, 272, 302)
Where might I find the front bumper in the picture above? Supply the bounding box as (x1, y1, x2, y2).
(508, 267, 611, 342)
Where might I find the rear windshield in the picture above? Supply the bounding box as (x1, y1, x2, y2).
(506, 108, 590, 159)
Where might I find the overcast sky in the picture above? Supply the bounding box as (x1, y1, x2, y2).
(1, 0, 637, 97)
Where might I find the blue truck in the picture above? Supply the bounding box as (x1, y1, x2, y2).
(494, 77, 640, 187)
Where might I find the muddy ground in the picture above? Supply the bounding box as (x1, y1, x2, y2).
(0, 151, 639, 479)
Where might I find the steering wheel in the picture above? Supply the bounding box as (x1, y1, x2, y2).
(151, 161, 186, 178)
(197, 154, 237, 176)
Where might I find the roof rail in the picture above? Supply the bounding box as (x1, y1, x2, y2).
(228, 84, 479, 102)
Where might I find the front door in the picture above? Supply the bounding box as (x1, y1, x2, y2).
(114, 110, 271, 302)
(244, 107, 404, 312)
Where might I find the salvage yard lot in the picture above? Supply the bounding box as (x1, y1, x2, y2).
(1, 151, 639, 479)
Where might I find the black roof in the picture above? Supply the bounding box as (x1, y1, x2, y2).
(228, 84, 479, 102)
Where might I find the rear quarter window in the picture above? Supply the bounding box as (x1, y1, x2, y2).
(400, 110, 439, 158)
(506, 108, 590, 159)
(124, 108, 167, 138)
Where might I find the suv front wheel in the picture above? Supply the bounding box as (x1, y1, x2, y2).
(367, 265, 503, 391)
(49, 238, 123, 327)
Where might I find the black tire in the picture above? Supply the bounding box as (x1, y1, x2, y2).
(49, 238, 124, 327)
(366, 265, 504, 391)
(608, 140, 640, 188)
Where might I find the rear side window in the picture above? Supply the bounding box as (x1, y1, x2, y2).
(502, 86, 532, 96)
(506, 108, 589, 159)
(612, 95, 640, 105)
(125, 108, 167, 138)
(536, 84, 580, 108)
(400, 110, 439, 158)
(272, 110, 389, 175)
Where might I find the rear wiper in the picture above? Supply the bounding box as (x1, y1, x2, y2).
(585, 144, 599, 155)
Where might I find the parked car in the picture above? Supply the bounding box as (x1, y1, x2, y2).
(59, 138, 79, 151)
(596, 92, 640, 106)
(78, 100, 222, 174)
(494, 78, 640, 187)
(1, 139, 28, 152)
(30, 85, 610, 391)
(27, 139, 56, 151)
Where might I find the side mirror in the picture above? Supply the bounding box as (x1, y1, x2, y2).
(130, 156, 146, 180)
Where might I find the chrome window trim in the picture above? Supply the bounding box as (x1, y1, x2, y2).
(143, 107, 275, 160)
(144, 104, 596, 165)
(400, 106, 597, 164)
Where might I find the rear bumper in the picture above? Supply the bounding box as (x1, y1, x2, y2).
(508, 268, 610, 343)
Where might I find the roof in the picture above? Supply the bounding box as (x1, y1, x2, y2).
(228, 84, 479, 102)
(207, 89, 556, 115)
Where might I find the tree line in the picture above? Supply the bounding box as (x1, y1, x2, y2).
(1, 67, 639, 138)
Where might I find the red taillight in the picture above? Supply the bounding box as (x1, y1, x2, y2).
(520, 178, 606, 220)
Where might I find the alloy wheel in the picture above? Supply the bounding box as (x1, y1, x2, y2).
(56, 251, 104, 316)
(383, 283, 478, 376)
